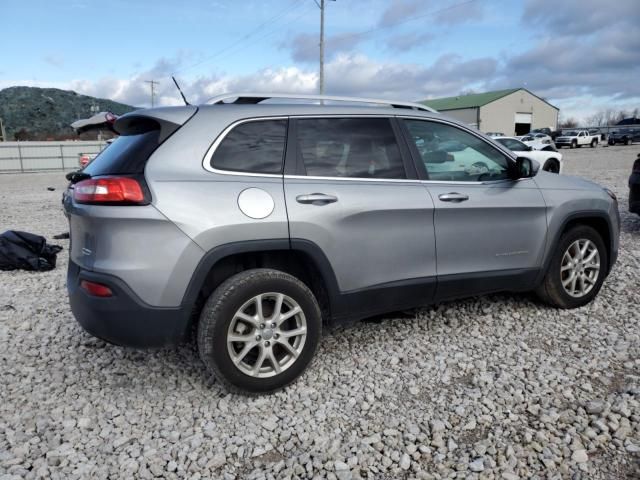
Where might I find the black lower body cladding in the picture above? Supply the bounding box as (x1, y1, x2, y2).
(630, 172, 640, 214)
(67, 261, 192, 347)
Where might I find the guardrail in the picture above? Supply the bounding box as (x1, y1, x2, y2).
(0, 141, 106, 172)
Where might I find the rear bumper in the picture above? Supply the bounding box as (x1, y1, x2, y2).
(67, 261, 192, 347)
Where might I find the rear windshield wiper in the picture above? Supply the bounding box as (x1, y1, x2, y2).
(65, 170, 91, 184)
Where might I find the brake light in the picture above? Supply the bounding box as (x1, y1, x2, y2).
(80, 280, 113, 297)
(73, 177, 145, 204)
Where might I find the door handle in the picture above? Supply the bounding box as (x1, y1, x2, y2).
(296, 193, 338, 205)
(438, 192, 469, 202)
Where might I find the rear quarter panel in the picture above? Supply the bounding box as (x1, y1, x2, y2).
(65, 202, 204, 307)
(144, 107, 290, 252)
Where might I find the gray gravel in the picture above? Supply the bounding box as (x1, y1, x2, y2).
(1, 144, 639, 479)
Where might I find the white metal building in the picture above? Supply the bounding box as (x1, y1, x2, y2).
(420, 88, 559, 136)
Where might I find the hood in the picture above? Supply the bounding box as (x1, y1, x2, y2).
(534, 170, 604, 191)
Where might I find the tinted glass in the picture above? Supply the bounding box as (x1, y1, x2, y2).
(83, 130, 160, 176)
(212, 120, 287, 174)
(404, 119, 511, 182)
(296, 118, 405, 179)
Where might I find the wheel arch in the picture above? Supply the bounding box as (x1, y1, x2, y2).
(543, 158, 561, 173)
(181, 239, 340, 325)
(539, 212, 614, 284)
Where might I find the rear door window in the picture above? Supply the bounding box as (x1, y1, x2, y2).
(295, 117, 406, 179)
(211, 119, 287, 174)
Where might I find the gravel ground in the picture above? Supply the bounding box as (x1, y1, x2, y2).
(1, 144, 639, 479)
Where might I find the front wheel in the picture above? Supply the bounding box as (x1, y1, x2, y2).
(197, 269, 322, 393)
(536, 225, 607, 309)
(570, 141, 576, 149)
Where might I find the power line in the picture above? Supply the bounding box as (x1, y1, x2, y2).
(173, 0, 307, 75)
(192, 4, 316, 67)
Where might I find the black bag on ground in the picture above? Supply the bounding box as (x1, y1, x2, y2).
(0, 231, 63, 271)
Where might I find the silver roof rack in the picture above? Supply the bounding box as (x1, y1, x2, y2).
(204, 93, 437, 113)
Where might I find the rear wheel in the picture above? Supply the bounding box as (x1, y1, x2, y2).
(536, 225, 607, 309)
(197, 269, 322, 393)
(590, 139, 597, 148)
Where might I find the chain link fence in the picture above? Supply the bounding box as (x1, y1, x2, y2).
(0, 141, 106, 172)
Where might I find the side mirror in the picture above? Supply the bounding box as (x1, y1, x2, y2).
(512, 157, 537, 179)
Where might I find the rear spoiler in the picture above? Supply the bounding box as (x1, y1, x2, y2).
(115, 106, 198, 143)
(71, 112, 119, 134)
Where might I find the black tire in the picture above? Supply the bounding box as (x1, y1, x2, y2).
(625, 138, 630, 146)
(197, 268, 322, 394)
(590, 139, 597, 148)
(570, 140, 576, 149)
(544, 159, 560, 174)
(536, 225, 608, 309)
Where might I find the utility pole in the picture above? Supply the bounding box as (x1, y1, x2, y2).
(0, 117, 6, 142)
(319, 0, 325, 95)
(145, 80, 159, 107)
(315, 0, 335, 96)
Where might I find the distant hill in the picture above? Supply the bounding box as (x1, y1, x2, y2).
(0, 86, 137, 140)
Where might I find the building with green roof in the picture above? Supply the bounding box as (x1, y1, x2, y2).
(419, 88, 559, 136)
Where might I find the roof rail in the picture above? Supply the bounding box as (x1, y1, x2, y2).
(204, 93, 437, 113)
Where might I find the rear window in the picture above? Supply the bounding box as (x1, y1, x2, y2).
(211, 119, 287, 174)
(296, 118, 405, 179)
(83, 130, 161, 176)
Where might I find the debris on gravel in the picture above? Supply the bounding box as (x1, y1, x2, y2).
(1, 146, 639, 479)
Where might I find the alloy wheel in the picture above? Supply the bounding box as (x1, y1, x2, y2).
(560, 239, 601, 298)
(226, 293, 307, 378)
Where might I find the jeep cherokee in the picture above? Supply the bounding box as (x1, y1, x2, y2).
(63, 93, 620, 393)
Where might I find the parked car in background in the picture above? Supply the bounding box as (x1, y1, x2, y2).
(520, 133, 556, 151)
(494, 136, 563, 173)
(78, 139, 115, 168)
(630, 153, 640, 215)
(608, 129, 640, 146)
(555, 130, 599, 149)
(530, 127, 559, 140)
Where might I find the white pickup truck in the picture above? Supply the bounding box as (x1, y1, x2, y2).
(555, 129, 599, 149)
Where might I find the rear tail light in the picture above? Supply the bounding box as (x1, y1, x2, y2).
(80, 280, 113, 297)
(73, 177, 146, 204)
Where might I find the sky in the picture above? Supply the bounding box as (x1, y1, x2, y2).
(2, 0, 639, 122)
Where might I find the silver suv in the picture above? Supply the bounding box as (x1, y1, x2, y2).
(63, 93, 620, 393)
